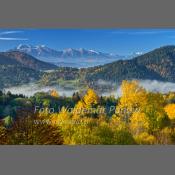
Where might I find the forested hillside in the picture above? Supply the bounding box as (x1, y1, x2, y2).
(1, 51, 57, 70)
(0, 65, 40, 89)
(0, 51, 57, 89)
(85, 46, 175, 83)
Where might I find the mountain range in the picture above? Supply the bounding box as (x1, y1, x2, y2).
(11, 44, 123, 59)
(9, 44, 142, 68)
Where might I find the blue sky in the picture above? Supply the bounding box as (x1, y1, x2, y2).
(0, 29, 175, 55)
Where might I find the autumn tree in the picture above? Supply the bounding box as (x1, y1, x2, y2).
(51, 107, 76, 144)
(50, 89, 59, 97)
(130, 112, 149, 135)
(97, 122, 123, 145)
(8, 116, 63, 145)
(164, 104, 175, 120)
(70, 117, 99, 145)
(116, 81, 169, 134)
(145, 92, 169, 133)
(134, 132, 156, 145)
(0, 122, 8, 144)
(73, 88, 100, 118)
(116, 80, 147, 122)
(164, 92, 175, 103)
(110, 115, 127, 131)
(83, 89, 99, 108)
(113, 129, 136, 145)
(109, 115, 135, 144)
(3, 116, 13, 128)
(156, 127, 174, 144)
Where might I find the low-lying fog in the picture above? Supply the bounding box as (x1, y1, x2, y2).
(104, 80, 175, 97)
(4, 80, 175, 98)
(39, 57, 122, 68)
(4, 83, 79, 97)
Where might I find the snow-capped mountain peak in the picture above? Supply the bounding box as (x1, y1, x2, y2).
(88, 49, 100, 54)
(135, 52, 143, 55)
(63, 48, 75, 52)
(12, 44, 143, 60)
(36, 45, 46, 49)
(16, 44, 32, 50)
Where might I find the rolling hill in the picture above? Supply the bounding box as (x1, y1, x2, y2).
(0, 65, 40, 89)
(85, 46, 175, 84)
(0, 51, 57, 89)
(0, 51, 57, 70)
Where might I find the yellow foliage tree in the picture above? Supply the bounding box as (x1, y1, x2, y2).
(117, 80, 148, 121)
(50, 89, 59, 97)
(73, 88, 99, 117)
(51, 107, 80, 144)
(164, 104, 175, 120)
(0, 125, 8, 144)
(83, 89, 99, 108)
(146, 92, 165, 112)
(156, 127, 173, 144)
(134, 132, 156, 145)
(143, 92, 167, 133)
(110, 115, 127, 131)
(70, 117, 99, 145)
(8, 116, 63, 145)
(51, 107, 71, 126)
(130, 112, 149, 135)
(73, 100, 86, 117)
(164, 92, 175, 103)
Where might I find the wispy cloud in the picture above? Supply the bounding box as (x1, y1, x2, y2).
(0, 37, 28, 41)
(0, 30, 28, 41)
(0, 31, 24, 35)
(112, 30, 175, 35)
